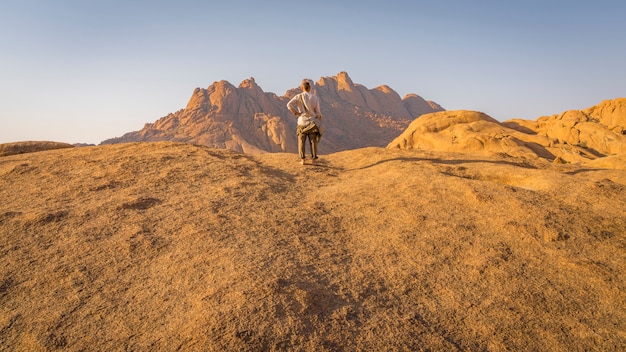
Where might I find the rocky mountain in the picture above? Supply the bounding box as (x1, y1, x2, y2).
(101, 72, 444, 153)
(388, 98, 626, 170)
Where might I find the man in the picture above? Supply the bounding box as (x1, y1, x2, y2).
(287, 79, 323, 165)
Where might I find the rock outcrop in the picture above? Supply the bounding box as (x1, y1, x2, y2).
(0, 141, 74, 157)
(504, 98, 626, 156)
(101, 72, 444, 154)
(388, 98, 626, 170)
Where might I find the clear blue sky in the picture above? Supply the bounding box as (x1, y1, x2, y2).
(1, 0, 624, 144)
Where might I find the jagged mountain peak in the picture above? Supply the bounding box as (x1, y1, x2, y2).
(335, 71, 354, 90)
(238, 77, 260, 90)
(102, 72, 444, 153)
(206, 80, 237, 99)
(374, 84, 396, 95)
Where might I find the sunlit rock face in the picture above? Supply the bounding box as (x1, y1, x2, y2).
(388, 98, 626, 169)
(101, 72, 444, 154)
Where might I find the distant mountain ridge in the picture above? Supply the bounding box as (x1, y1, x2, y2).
(101, 72, 444, 153)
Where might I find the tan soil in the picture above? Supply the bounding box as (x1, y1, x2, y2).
(1, 142, 625, 351)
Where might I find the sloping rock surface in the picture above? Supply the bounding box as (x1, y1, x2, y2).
(1, 142, 625, 350)
(388, 99, 626, 169)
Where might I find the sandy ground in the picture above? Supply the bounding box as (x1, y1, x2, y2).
(1, 142, 625, 351)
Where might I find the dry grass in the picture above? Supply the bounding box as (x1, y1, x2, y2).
(1, 142, 625, 351)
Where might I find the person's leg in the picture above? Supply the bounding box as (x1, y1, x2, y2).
(297, 127, 306, 161)
(310, 132, 318, 160)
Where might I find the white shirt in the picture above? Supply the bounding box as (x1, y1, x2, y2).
(287, 91, 322, 126)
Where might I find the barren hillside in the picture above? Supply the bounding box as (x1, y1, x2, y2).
(1, 142, 625, 351)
